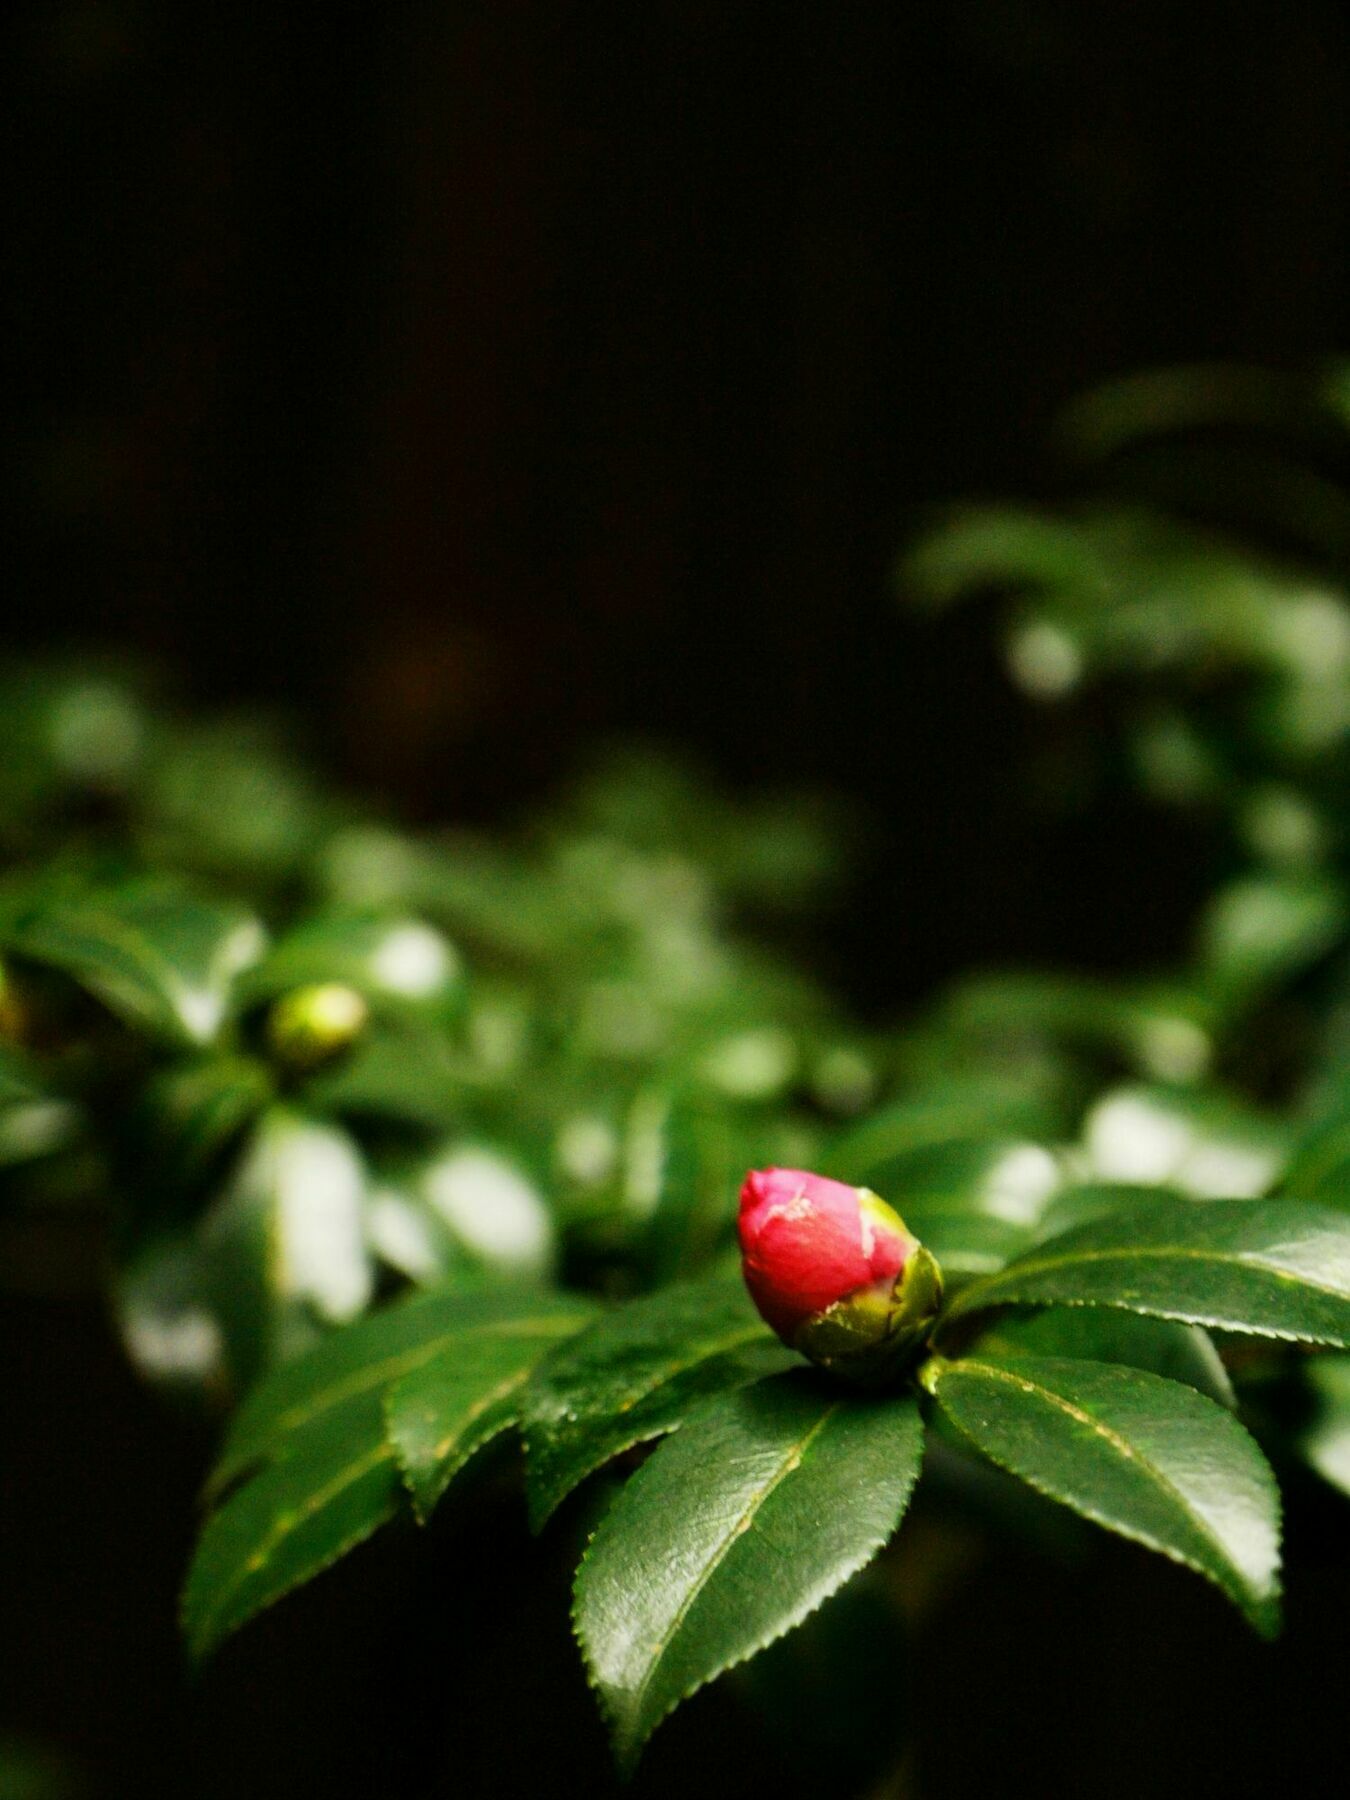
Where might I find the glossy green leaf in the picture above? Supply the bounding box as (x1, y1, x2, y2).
(926, 1353, 1280, 1632)
(384, 1301, 596, 1521)
(212, 1287, 571, 1497)
(3, 882, 266, 1047)
(574, 1371, 924, 1773)
(187, 1288, 600, 1660)
(971, 1307, 1235, 1408)
(523, 1275, 795, 1529)
(941, 1196, 1350, 1346)
(184, 1394, 401, 1662)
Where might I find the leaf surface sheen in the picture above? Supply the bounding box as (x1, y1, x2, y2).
(574, 1369, 925, 1773)
(6, 883, 265, 1047)
(189, 1290, 596, 1658)
(184, 1394, 401, 1662)
(973, 1307, 1235, 1407)
(524, 1275, 795, 1529)
(385, 1309, 597, 1520)
(213, 1288, 590, 1496)
(929, 1352, 1281, 1633)
(942, 1195, 1350, 1345)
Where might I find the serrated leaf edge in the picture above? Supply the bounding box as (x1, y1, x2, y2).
(522, 1320, 782, 1532)
(945, 1233, 1350, 1343)
(183, 1441, 401, 1662)
(570, 1393, 924, 1775)
(933, 1356, 1282, 1635)
(386, 1361, 539, 1524)
(211, 1307, 590, 1496)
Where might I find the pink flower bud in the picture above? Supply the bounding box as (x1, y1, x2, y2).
(738, 1167, 942, 1384)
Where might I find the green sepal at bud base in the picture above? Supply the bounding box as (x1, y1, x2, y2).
(266, 982, 369, 1072)
(792, 1241, 944, 1388)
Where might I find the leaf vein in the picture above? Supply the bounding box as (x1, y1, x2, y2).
(626, 1401, 839, 1724)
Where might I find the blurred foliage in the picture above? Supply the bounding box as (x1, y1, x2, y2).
(874, 357, 1350, 1491)
(6, 362, 1350, 1480)
(0, 666, 862, 1401)
(12, 361, 1350, 1785)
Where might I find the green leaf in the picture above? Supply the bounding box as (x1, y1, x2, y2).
(0, 1046, 79, 1168)
(573, 1370, 924, 1774)
(1197, 873, 1345, 1009)
(188, 1288, 600, 1660)
(201, 1109, 373, 1388)
(831, 1084, 1059, 1185)
(904, 1211, 1036, 1283)
(1281, 1106, 1350, 1207)
(183, 1394, 401, 1662)
(1296, 1353, 1350, 1499)
(524, 1276, 795, 1530)
(3, 881, 266, 1047)
(237, 910, 461, 1014)
(941, 1195, 1350, 1346)
(925, 1353, 1281, 1633)
(384, 1301, 595, 1521)
(212, 1287, 575, 1497)
(302, 1024, 464, 1131)
(971, 1307, 1235, 1408)
(1080, 1084, 1287, 1198)
(137, 1055, 272, 1194)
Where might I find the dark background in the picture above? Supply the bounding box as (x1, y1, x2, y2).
(4, 3, 1349, 1796)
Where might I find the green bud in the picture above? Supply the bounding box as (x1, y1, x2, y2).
(791, 1243, 944, 1388)
(266, 983, 369, 1072)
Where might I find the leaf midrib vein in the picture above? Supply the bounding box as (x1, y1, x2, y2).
(195, 1439, 395, 1641)
(231, 1313, 592, 1462)
(953, 1358, 1260, 1599)
(953, 1241, 1350, 1315)
(595, 1321, 772, 1420)
(626, 1401, 839, 1725)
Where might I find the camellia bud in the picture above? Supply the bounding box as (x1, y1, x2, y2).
(738, 1167, 942, 1386)
(266, 982, 369, 1072)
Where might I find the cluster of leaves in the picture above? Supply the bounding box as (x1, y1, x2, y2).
(0, 667, 860, 1399)
(174, 364, 1350, 1774)
(19, 362, 1350, 1776)
(186, 1191, 1350, 1774)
